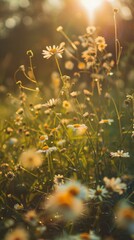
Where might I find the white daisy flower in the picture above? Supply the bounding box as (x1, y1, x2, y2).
(19, 149, 44, 170)
(43, 98, 59, 108)
(99, 119, 114, 125)
(4, 228, 29, 240)
(67, 124, 87, 136)
(42, 42, 65, 59)
(53, 174, 64, 186)
(37, 146, 57, 156)
(110, 150, 130, 158)
(103, 177, 127, 195)
(89, 185, 108, 201)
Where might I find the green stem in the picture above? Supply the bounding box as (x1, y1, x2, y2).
(29, 55, 36, 82)
(111, 96, 122, 141)
(55, 56, 63, 81)
(60, 30, 77, 51)
(114, 12, 118, 69)
(21, 167, 37, 177)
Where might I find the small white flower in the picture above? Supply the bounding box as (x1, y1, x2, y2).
(67, 124, 87, 136)
(39, 135, 48, 142)
(4, 227, 29, 240)
(43, 98, 58, 108)
(89, 185, 108, 201)
(110, 150, 130, 158)
(83, 112, 89, 118)
(99, 119, 114, 125)
(86, 26, 96, 35)
(16, 108, 24, 115)
(95, 36, 107, 51)
(34, 104, 42, 110)
(53, 174, 64, 186)
(14, 203, 24, 210)
(42, 42, 65, 59)
(14, 115, 23, 125)
(82, 48, 96, 62)
(95, 36, 106, 45)
(37, 146, 57, 156)
(103, 177, 127, 195)
(70, 91, 79, 97)
(56, 139, 66, 147)
(19, 149, 44, 170)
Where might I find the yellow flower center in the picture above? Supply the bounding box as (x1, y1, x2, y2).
(73, 124, 81, 128)
(80, 233, 89, 240)
(50, 48, 57, 54)
(42, 146, 49, 150)
(68, 186, 80, 196)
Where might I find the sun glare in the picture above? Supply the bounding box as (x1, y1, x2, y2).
(80, 0, 103, 22)
(80, 0, 102, 11)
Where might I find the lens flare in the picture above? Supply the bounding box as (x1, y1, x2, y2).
(80, 0, 103, 23)
(80, 0, 102, 11)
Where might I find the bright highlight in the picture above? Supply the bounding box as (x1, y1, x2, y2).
(80, 0, 103, 22)
(80, 0, 102, 11)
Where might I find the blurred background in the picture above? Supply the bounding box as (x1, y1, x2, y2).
(0, 0, 134, 92)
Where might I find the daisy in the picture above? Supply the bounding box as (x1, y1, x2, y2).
(24, 210, 37, 226)
(82, 49, 95, 62)
(115, 201, 134, 233)
(58, 180, 88, 201)
(16, 108, 24, 115)
(70, 91, 79, 98)
(33, 104, 42, 110)
(4, 228, 29, 240)
(45, 190, 84, 221)
(45, 180, 87, 221)
(19, 149, 44, 170)
(43, 98, 59, 108)
(42, 42, 65, 59)
(86, 26, 96, 35)
(39, 134, 48, 142)
(103, 177, 127, 195)
(67, 124, 88, 136)
(98, 42, 107, 52)
(110, 150, 130, 158)
(95, 36, 106, 45)
(83, 112, 89, 118)
(89, 185, 108, 201)
(14, 203, 24, 210)
(53, 174, 64, 186)
(62, 100, 72, 110)
(99, 119, 114, 125)
(37, 146, 57, 156)
(14, 115, 23, 125)
(95, 36, 107, 52)
(79, 35, 89, 48)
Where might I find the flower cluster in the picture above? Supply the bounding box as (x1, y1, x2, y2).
(0, 25, 133, 240)
(45, 180, 88, 221)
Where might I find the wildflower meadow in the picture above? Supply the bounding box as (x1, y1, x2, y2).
(0, 1, 134, 240)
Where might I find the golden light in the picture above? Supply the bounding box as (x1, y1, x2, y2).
(80, 0, 104, 23)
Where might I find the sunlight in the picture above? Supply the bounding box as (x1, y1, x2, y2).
(80, 0, 104, 23)
(80, 0, 102, 11)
